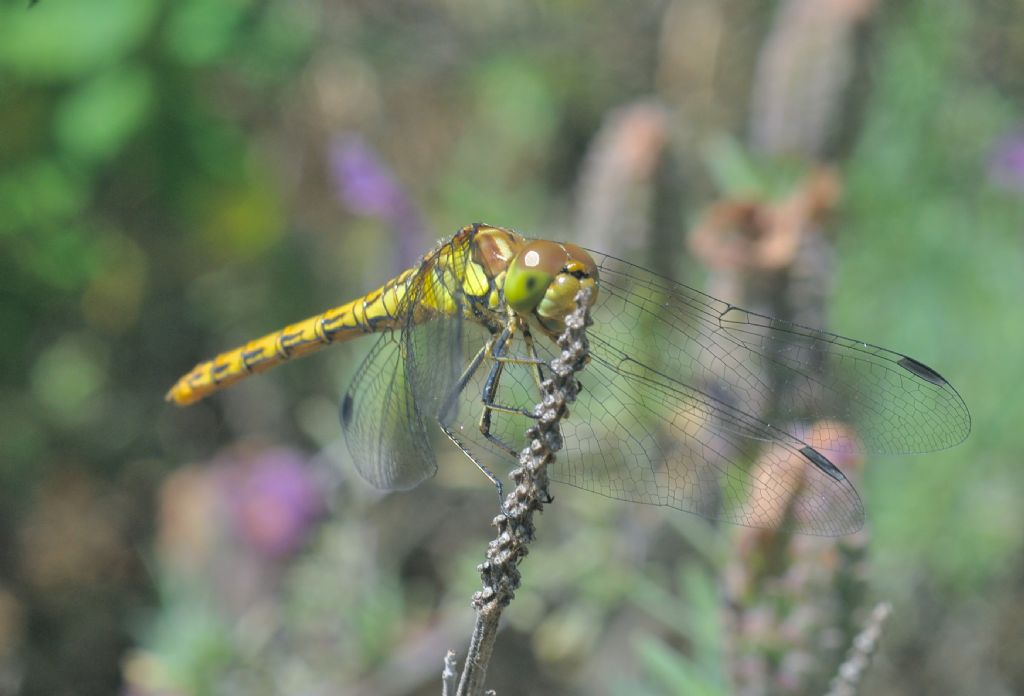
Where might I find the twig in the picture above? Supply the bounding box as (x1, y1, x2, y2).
(441, 650, 458, 696)
(824, 601, 893, 696)
(452, 287, 594, 696)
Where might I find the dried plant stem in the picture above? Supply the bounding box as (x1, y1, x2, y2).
(441, 650, 458, 696)
(825, 601, 893, 696)
(452, 288, 594, 696)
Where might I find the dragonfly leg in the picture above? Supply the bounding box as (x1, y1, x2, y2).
(436, 332, 513, 511)
(480, 329, 539, 421)
(479, 332, 558, 506)
(440, 423, 507, 511)
(480, 324, 538, 418)
(520, 323, 583, 398)
(477, 326, 548, 455)
(478, 363, 523, 457)
(489, 320, 545, 367)
(520, 326, 546, 391)
(438, 343, 488, 424)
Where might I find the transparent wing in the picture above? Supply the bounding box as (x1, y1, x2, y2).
(589, 252, 971, 455)
(439, 324, 865, 536)
(341, 234, 489, 491)
(437, 250, 970, 535)
(402, 239, 480, 432)
(342, 240, 967, 535)
(552, 339, 865, 535)
(340, 332, 437, 490)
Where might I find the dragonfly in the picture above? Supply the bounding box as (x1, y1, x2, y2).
(167, 223, 970, 535)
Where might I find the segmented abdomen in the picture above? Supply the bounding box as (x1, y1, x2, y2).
(165, 267, 416, 405)
(165, 224, 518, 407)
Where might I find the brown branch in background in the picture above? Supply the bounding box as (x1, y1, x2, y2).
(740, 0, 878, 329)
(825, 601, 893, 696)
(689, 1, 879, 693)
(749, 0, 878, 157)
(688, 166, 841, 274)
(451, 288, 594, 696)
(574, 100, 670, 262)
(725, 423, 870, 694)
(698, 0, 877, 316)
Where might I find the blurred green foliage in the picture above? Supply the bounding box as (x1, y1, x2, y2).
(1, 0, 1022, 694)
(838, 0, 1024, 592)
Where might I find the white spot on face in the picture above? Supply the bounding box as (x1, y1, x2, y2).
(523, 249, 541, 267)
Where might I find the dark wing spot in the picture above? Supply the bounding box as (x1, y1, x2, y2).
(525, 277, 537, 289)
(340, 392, 354, 426)
(897, 356, 948, 386)
(800, 446, 845, 482)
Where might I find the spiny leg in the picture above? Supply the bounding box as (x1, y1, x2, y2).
(520, 325, 547, 391)
(476, 345, 554, 506)
(478, 359, 522, 457)
(478, 322, 540, 457)
(438, 342, 488, 424)
(440, 423, 507, 510)
(520, 323, 583, 400)
(436, 338, 510, 507)
(479, 320, 545, 419)
(478, 323, 559, 503)
(484, 322, 536, 417)
(489, 318, 545, 367)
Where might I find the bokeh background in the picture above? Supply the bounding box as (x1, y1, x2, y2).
(1, 0, 1023, 694)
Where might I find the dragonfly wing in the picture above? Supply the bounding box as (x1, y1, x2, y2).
(422, 318, 865, 535)
(546, 341, 864, 535)
(341, 333, 438, 490)
(588, 252, 971, 456)
(383, 265, 865, 533)
(404, 311, 474, 430)
(341, 233, 489, 490)
(399, 245, 486, 434)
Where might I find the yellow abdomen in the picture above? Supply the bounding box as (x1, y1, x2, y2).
(166, 223, 525, 407)
(165, 268, 415, 406)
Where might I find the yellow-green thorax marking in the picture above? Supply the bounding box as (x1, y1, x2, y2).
(166, 224, 598, 406)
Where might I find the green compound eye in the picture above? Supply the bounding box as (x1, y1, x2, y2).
(505, 239, 599, 319)
(505, 264, 553, 313)
(505, 241, 567, 314)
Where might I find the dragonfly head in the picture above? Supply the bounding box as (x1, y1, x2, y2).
(505, 240, 599, 331)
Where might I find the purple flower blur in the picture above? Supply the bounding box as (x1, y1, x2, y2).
(331, 136, 408, 218)
(988, 132, 1024, 192)
(225, 448, 325, 560)
(329, 134, 429, 268)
